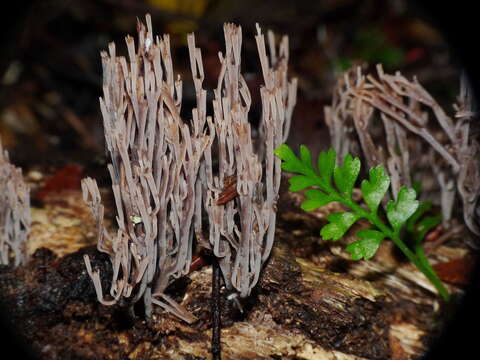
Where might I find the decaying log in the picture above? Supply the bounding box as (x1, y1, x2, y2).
(0, 182, 468, 359)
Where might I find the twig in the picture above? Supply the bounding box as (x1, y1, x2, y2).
(424, 225, 464, 254)
(211, 259, 222, 360)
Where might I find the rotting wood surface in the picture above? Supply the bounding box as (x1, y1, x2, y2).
(0, 178, 471, 359)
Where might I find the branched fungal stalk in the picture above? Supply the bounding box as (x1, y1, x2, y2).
(83, 16, 296, 322)
(325, 65, 480, 235)
(203, 24, 297, 297)
(82, 15, 210, 323)
(275, 144, 450, 301)
(0, 139, 30, 266)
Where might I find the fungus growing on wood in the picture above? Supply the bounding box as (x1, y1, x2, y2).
(0, 139, 30, 266)
(82, 15, 210, 323)
(83, 15, 297, 323)
(202, 24, 297, 297)
(325, 65, 479, 234)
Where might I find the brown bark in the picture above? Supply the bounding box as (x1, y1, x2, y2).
(0, 184, 468, 359)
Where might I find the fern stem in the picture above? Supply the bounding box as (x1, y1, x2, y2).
(392, 234, 450, 301)
(337, 195, 450, 301)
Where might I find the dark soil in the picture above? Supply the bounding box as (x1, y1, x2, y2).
(0, 194, 449, 359)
